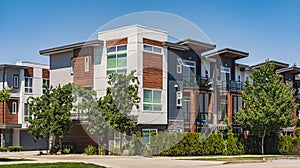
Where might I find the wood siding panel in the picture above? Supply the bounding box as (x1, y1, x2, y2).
(63, 124, 98, 153)
(73, 47, 94, 88)
(143, 52, 163, 89)
(0, 100, 18, 125)
(143, 38, 163, 47)
(42, 69, 50, 79)
(24, 67, 33, 77)
(106, 38, 128, 47)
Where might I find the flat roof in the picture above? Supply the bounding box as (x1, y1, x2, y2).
(177, 39, 216, 52)
(162, 41, 190, 51)
(251, 60, 289, 70)
(276, 66, 300, 74)
(204, 48, 249, 60)
(0, 64, 28, 69)
(39, 40, 103, 56)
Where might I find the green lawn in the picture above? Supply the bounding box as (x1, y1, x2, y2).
(0, 162, 105, 168)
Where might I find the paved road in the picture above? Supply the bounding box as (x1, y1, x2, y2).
(0, 151, 300, 168)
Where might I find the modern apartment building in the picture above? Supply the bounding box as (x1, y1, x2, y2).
(39, 25, 299, 151)
(0, 61, 49, 150)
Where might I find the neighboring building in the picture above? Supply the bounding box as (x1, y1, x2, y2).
(0, 61, 49, 150)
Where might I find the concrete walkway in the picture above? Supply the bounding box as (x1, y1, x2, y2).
(0, 151, 299, 168)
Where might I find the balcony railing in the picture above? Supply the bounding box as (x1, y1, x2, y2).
(183, 75, 212, 91)
(220, 80, 245, 93)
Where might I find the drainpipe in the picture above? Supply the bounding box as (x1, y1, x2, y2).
(2, 67, 5, 124)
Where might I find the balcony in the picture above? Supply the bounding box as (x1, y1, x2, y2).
(183, 75, 213, 91)
(220, 80, 244, 93)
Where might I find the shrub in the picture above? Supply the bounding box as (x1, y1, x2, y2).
(98, 146, 106, 155)
(132, 131, 143, 155)
(84, 145, 96, 155)
(8, 146, 22, 152)
(226, 132, 239, 155)
(110, 147, 120, 155)
(0, 147, 7, 152)
(50, 145, 59, 154)
(62, 148, 71, 154)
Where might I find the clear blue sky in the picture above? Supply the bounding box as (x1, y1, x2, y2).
(0, 0, 299, 66)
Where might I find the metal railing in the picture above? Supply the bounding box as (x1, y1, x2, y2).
(219, 80, 245, 93)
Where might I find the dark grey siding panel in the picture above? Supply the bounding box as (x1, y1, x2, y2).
(20, 131, 47, 151)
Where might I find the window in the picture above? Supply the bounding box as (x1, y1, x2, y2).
(24, 103, 30, 121)
(143, 89, 162, 111)
(25, 77, 33, 94)
(13, 75, 19, 89)
(143, 44, 162, 54)
(177, 59, 182, 73)
(85, 56, 89, 72)
(42, 78, 49, 94)
(107, 45, 127, 75)
(70, 57, 74, 75)
(12, 102, 17, 114)
(142, 129, 157, 144)
(205, 70, 209, 79)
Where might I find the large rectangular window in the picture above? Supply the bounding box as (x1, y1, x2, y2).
(143, 44, 162, 54)
(106, 45, 127, 75)
(143, 89, 162, 111)
(25, 77, 33, 94)
(232, 96, 242, 124)
(142, 129, 157, 144)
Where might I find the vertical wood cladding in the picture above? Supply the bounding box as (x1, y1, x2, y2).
(143, 38, 163, 47)
(0, 100, 18, 125)
(73, 47, 94, 88)
(63, 123, 98, 153)
(24, 67, 33, 77)
(106, 37, 128, 47)
(42, 69, 50, 79)
(143, 52, 163, 89)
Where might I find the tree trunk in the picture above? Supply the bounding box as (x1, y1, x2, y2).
(58, 138, 62, 153)
(48, 134, 55, 154)
(261, 129, 266, 155)
(120, 133, 123, 155)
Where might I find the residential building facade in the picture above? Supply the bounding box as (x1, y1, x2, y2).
(0, 62, 49, 150)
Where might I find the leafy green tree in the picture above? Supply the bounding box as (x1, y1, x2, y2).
(100, 71, 140, 153)
(27, 84, 73, 154)
(236, 61, 297, 154)
(0, 87, 12, 102)
(73, 85, 109, 153)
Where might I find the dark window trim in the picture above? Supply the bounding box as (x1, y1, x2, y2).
(13, 74, 19, 89)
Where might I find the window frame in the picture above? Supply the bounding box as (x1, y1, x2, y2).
(143, 89, 162, 112)
(106, 44, 127, 75)
(12, 102, 17, 114)
(143, 44, 162, 54)
(142, 129, 157, 144)
(84, 56, 89, 72)
(13, 74, 19, 89)
(42, 78, 49, 94)
(24, 76, 33, 94)
(24, 103, 30, 122)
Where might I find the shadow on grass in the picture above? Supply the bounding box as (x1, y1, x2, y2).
(0, 162, 106, 168)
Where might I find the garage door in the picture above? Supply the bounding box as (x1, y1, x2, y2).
(20, 131, 47, 151)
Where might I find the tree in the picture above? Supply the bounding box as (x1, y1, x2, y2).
(100, 71, 140, 153)
(236, 61, 297, 154)
(27, 84, 73, 154)
(73, 85, 109, 152)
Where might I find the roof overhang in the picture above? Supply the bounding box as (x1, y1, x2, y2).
(276, 66, 300, 74)
(236, 63, 252, 71)
(204, 48, 249, 60)
(0, 64, 28, 70)
(177, 39, 216, 53)
(39, 40, 103, 56)
(251, 60, 289, 70)
(162, 41, 190, 51)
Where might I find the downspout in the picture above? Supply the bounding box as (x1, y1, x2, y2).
(2, 67, 5, 124)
